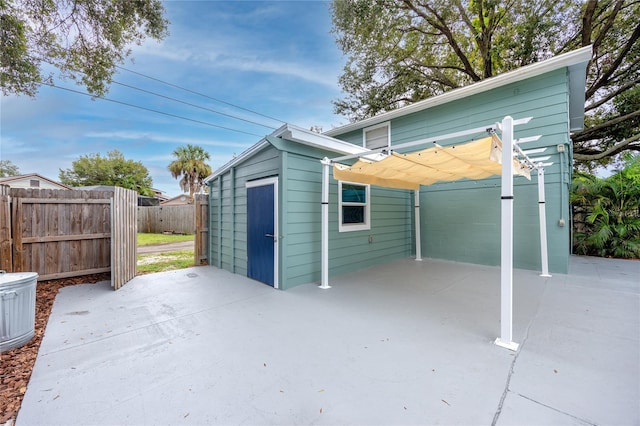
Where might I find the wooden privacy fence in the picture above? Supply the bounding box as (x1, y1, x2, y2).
(138, 204, 195, 234)
(195, 195, 209, 265)
(0, 186, 137, 289)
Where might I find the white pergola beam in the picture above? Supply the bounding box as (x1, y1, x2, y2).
(514, 135, 542, 144)
(331, 121, 507, 163)
(523, 148, 547, 155)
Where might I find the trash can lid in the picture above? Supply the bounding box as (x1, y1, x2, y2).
(0, 271, 38, 287)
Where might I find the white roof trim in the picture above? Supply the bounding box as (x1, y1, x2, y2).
(273, 123, 369, 156)
(204, 124, 369, 183)
(204, 139, 270, 183)
(324, 46, 592, 137)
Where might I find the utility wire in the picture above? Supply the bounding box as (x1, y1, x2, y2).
(111, 80, 276, 130)
(32, 52, 285, 131)
(41, 82, 264, 137)
(116, 65, 287, 126)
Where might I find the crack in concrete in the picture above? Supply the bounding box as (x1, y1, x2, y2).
(491, 277, 550, 426)
(491, 348, 521, 426)
(514, 392, 597, 426)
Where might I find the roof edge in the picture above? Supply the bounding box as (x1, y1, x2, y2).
(324, 45, 593, 137)
(0, 173, 73, 190)
(203, 138, 270, 183)
(203, 124, 369, 183)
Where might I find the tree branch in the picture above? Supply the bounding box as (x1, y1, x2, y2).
(572, 110, 640, 142)
(401, 0, 481, 81)
(574, 133, 640, 161)
(586, 21, 640, 99)
(592, 0, 623, 51)
(581, 0, 597, 46)
(585, 78, 640, 112)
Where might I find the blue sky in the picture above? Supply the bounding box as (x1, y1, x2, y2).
(0, 1, 348, 197)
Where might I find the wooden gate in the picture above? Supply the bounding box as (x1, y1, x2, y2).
(0, 186, 138, 290)
(111, 187, 137, 290)
(195, 194, 209, 265)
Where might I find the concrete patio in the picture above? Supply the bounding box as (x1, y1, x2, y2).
(17, 256, 639, 425)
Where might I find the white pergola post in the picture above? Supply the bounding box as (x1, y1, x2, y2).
(320, 158, 331, 289)
(495, 116, 519, 351)
(414, 190, 422, 261)
(537, 168, 552, 277)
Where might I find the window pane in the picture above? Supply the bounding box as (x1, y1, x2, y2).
(342, 184, 366, 203)
(342, 206, 364, 224)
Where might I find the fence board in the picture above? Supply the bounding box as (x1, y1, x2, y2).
(138, 204, 195, 234)
(195, 195, 209, 265)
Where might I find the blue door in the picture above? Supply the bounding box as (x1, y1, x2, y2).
(247, 182, 275, 286)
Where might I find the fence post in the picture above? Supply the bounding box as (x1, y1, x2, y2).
(0, 185, 12, 271)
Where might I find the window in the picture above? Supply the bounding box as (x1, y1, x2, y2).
(338, 181, 370, 232)
(29, 179, 40, 187)
(363, 122, 390, 150)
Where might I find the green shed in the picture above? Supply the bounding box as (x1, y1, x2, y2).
(205, 46, 591, 298)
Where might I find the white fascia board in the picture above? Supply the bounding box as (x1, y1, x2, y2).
(325, 46, 593, 137)
(203, 139, 270, 183)
(275, 123, 369, 155)
(203, 124, 368, 184)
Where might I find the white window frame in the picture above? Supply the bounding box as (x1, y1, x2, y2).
(362, 121, 391, 150)
(338, 181, 370, 232)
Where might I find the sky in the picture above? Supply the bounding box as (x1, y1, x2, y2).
(0, 1, 349, 197)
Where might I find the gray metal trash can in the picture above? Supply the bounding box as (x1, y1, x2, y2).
(1, 271, 38, 352)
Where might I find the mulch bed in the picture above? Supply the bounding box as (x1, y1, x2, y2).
(0, 273, 110, 424)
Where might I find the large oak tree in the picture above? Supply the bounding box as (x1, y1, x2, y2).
(331, 0, 639, 169)
(1, 0, 169, 97)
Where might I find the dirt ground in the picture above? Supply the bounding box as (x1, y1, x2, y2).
(0, 273, 110, 424)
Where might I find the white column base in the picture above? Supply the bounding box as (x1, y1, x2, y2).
(494, 338, 520, 351)
(318, 284, 332, 290)
(415, 257, 423, 262)
(540, 273, 552, 278)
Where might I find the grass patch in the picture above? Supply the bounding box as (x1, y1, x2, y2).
(137, 233, 194, 246)
(137, 250, 194, 274)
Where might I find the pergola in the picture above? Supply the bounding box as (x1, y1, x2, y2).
(319, 116, 553, 351)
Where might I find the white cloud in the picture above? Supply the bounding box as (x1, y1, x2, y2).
(84, 130, 253, 149)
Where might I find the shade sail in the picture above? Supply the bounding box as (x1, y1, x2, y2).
(333, 134, 531, 190)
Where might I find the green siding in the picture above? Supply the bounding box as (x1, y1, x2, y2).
(333, 69, 572, 273)
(209, 67, 576, 289)
(281, 153, 412, 288)
(208, 146, 281, 279)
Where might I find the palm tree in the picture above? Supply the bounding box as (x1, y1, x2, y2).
(168, 144, 212, 199)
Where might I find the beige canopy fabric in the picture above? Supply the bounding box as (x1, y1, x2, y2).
(333, 134, 531, 190)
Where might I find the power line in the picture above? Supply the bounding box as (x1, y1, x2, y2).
(31, 53, 286, 131)
(41, 82, 265, 137)
(110, 80, 276, 130)
(116, 65, 287, 126)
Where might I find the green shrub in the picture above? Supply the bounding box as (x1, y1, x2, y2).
(571, 154, 640, 259)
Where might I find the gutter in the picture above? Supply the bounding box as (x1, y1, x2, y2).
(324, 45, 593, 137)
